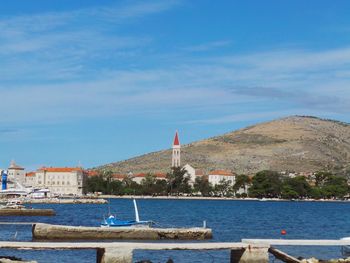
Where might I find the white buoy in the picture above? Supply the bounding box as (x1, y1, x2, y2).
(203, 220, 207, 228)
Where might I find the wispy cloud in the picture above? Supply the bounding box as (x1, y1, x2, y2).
(0, 1, 350, 127)
(0, 0, 178, 83)
(182, 40, 232, 52)
(2, 45, 350, 125)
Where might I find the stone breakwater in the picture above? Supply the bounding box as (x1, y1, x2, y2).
(24, 198, 108, 204)
(0, 208, 55, 216)
(32, 223, 213, 240)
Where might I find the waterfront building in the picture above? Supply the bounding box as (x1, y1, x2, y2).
(183, 164, 204, 186)
(172, 131, 181, 167)
(7, 160, 26, 186)
(208, 170, 236, 186)
(132, 173, 146, 184)
(25, 171, 36, 187)
(154, 172, 167, 180)
(112, 174, 125, 181)
(34, 167, 86, 196)
(131, 172, 167, 184)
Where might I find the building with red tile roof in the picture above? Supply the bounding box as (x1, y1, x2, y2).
(208, 169, 236, 186)
(172, 131, 181, 167)
(34, 166, 86, 196)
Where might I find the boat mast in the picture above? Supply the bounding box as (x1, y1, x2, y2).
(133, 199, 140, 222)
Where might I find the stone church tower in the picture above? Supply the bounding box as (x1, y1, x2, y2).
(172, 131, 181, 167)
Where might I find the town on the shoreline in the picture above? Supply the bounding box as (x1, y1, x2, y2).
(1, 131, 349, 200)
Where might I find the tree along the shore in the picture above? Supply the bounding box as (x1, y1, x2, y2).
(86, 169, 350, 199)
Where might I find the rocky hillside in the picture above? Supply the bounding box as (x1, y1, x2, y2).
(96, 116, 350, 175)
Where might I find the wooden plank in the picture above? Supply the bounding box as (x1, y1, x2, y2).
(242, 239, 350, 246)
(269, 247, 301, 263)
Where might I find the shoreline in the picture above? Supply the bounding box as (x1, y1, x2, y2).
(98, 195, 350, 203)
(2, 196, 349, 204)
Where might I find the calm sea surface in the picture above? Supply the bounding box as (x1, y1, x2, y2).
(0, 199, 350, 262)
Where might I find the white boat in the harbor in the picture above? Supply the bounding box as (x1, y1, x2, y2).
(341, 237, 350, 256)
(0, 199, 26, 209)
(101, 199, 153, 227)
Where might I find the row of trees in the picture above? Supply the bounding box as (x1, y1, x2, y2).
(86, 168, 350, 199)
(86, 167, 247, 197)
(249, 170, 349, 199)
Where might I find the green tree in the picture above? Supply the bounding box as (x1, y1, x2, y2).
(109, 180, 123, 195)
(314, 171, 332, 187)
(281, 184, 299, 199)
(282, 176, 311, 199)
(166, 167, 191, 195)
(193, 176, 212, 196)
(233, 174, 250, 195)
(214, 179, 232, 197)
(140, 173, 157, 195)
(249, 170, 282, 198)
(322, 175, 348, 198)
(154, 180, 167, 195)
(309, 187, 323, 199)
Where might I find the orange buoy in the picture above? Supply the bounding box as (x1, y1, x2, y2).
(281, 229, 287, 235)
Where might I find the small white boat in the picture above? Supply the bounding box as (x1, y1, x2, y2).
(101, 199, 153, 227)
(341, 237, 350, 256)
(0, 199, 25, 209)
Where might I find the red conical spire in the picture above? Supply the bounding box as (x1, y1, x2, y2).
(173, 131, 180, 146)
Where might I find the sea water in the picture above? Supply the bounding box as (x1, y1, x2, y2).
(0, 199, 349, 262)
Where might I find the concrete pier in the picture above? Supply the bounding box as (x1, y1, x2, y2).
(232, 245, 269, 263)
(25, 198, 108, 204)
(98, 248, 133, 263)
(0, 208, 55, 216)
(1, 239, 349, 262)
(32, 223, 212, 240)
(0, 241, 249, 263)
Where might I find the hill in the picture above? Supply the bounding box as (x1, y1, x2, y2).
(96, 116, 350, 175)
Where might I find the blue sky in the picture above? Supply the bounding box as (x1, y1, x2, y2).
(1, 0, 350, 170)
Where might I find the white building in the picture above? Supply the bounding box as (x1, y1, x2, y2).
(131, 173, 167, 184)
(208, 170, 236, 186)
(34, 167, 86, 196)
(183, 164, 204, 186)
(25, 172, 36, 187)
(7, 160, 26, 186)
(172, 131, 181, 167)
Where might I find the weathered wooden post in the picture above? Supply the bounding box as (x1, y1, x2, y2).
(97, 248, 133, 263)
(230, 245, 269, 263)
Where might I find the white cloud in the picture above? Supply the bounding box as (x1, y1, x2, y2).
(0, 1, 350, 127)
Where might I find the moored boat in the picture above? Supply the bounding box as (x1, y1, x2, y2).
(101, 199, 153, 227)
